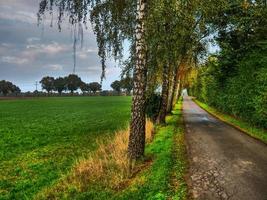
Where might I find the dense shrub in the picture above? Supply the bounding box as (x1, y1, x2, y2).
(191, 45, 267, 129)
(146, 93, 162, 122)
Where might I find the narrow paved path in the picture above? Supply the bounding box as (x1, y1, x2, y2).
(183, 96, 267, 200)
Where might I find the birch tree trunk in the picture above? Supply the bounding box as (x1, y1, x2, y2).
(173, 81, 180, 105)
(157, 64, 169, 124)
(172, 57, 187, 105)
(172, 64, 181, 106)
(167, 67, 175, 113)
(128, 0, 147, 161)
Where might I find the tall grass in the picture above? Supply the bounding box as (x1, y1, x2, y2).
(36, 119, 155, 200)
(74, 119, 154, 190)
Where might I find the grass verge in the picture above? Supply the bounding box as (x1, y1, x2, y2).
(114, 98, 188, 200)
(36, 99, 187, 199)
(194, 99, 267, 144)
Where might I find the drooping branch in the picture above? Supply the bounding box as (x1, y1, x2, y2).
(38, 0, 136, 82)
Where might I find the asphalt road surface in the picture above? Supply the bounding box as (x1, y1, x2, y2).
(183, 96, 267, 200)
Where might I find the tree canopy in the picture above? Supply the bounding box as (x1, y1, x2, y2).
(40, 76, 55, 93)
(54, 77, 67, 94)
(111, 80, 122, 93)
(66, 74, 82, 93)
(0, 80, 21, 96)
(88, 82, 102, 93)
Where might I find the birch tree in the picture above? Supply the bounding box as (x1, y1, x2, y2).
(38, 0, 148, 160)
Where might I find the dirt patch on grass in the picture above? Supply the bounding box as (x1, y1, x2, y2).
(115, 157, 154, 191)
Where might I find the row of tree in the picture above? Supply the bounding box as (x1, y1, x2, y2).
(40, 74, 101, 94)
(38, 0, 267, 162)
(40, 74, 133, 95)
(0, 75, 132, 96)
(188, 0, 267, 129)
(0, 80, 21, 96)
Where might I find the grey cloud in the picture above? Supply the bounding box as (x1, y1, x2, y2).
(1, 56, 29, 64)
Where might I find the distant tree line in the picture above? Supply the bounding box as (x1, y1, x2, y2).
(110, 77, 133, 95)
(0, 75, 133, 97)
(40, 74, 102, 95)
(0, 80, 21, 96)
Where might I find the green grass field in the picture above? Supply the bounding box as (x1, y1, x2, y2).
(0, 97, 131, 200)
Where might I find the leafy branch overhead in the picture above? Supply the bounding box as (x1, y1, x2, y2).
(38, 0, 136, 81)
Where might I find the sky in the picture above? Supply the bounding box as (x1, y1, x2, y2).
(0, 0, 122, 92)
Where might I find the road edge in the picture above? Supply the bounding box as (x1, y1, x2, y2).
(193, 98, 267, 146)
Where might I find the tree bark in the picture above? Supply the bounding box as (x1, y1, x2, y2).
(157, 63, 169, 124)
(167, 67, 175, 113)
(128, 0, 147, 161)
(173, 81, 180, 105)
(172, 57, 187, 105)
(171, 65, 180, 107)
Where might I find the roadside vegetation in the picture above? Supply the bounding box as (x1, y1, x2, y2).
(35, 119, 154, 199)
(116, 99, 187, 200)
(36, 99, 187, 200)
(195, 99, 267, 143)
(187, 1, 267, 130)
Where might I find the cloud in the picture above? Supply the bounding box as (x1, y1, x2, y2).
(26, 42, 70, 54)
(86, 66, 101, 72)
(0, 4, 37, 24)
(44, 64, 63, 71)
(27, 37, 40, 43)
(87, 48, 98, 53)
(1, 56, 29, 65)
(77, 52, 87, 59)
(77, 48, 98, 59)
(16, 42, 71, 63)
(106, 66, 121, 76)
(1, 43, 13, 47)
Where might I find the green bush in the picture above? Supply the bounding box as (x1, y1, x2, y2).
(191, 44, 267, 129)
(146, 93, 162, 122)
